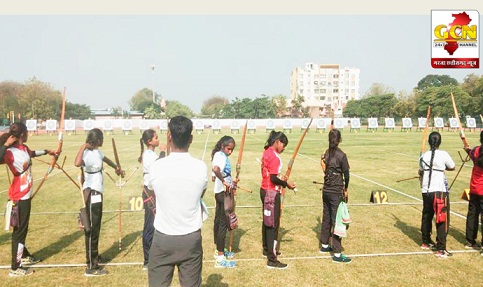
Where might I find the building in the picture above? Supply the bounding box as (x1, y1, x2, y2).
(290, 63, 360, 118)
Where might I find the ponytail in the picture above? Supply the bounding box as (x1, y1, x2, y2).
(264, 131, 288, 150)
(427, 132, 442, 189)
(327, 129, 342, 161)
(211, 135, 235, 160)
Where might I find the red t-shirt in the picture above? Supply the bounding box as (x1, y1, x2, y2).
(469, 146, 483, 195)
(4, 144, 34, 201)
(260, 147, 283, 192)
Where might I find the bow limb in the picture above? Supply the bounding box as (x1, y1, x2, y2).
(451, 93, 470, 149)
(31, 87, 66, 199)
(235, 120, 248, 182)
(111, 138, 124, 178)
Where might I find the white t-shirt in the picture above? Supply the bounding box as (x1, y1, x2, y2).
(82, 149, 105, 192)
(142, 149, 158, 186)
(212, 151, 232, 194)
(420, 149, 455, 193)
(147, 152, 208, 235)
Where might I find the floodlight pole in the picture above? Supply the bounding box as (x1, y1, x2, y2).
(151, 64, 156, 104)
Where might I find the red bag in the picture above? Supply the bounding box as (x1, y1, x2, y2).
(433, 194, 447, 224)
(227, 212, 238, 231)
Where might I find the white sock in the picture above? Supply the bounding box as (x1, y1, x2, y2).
(217, 255, 225, 262)
(322, 244, 329, 248)
(334, 253, 341, 257)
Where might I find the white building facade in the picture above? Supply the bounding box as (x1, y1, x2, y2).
(290, 63, 360, 117)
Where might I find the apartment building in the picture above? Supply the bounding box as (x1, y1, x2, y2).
(290, 63, 360, 117)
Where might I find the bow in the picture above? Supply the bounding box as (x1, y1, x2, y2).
(283, 118, 313, 195)
(420, 106, 432, 159)
(450, 93, 470, 149)
(111, 138, 123, 250)
(227, 120, 248, 252)
(31, 87, 66, 199)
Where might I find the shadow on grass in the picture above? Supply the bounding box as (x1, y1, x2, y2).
(103, 231, 140, 262)
(203, 274, 229, 287)
(230, 227, 249, 253)
(312, 216, 322, 242)
(391, 213, 420, 246)
(35, 230, 84, 261)
(0, 232, 12, 246)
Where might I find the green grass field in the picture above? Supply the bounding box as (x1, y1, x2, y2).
(0, 127, 481, 286)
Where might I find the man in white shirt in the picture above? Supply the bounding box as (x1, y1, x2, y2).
(147, 116, 208, 287)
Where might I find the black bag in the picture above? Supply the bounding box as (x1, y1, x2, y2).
(10, 204, 18, 228)
(263, 191, 277, 228)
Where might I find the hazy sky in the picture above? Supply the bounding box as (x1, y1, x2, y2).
(0, 15, 481, 113)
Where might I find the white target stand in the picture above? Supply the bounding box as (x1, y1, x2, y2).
(247, 120, 256, 134)
(45, 120, 58, 136)
(416, 118, 427, 132)
(400, 118, 412, 132)
(349, 118, 361, 133)
(366, 118, 378, 132)
(230, 120, 240, 134)
(448, 118, 459, 132)
(194, 120, 204, 134)
(433, 117, 444, 132)
(212, 120, 221, 134)
(159, 120, 169, 135)
(282, 119, 292, 133)
(383, 118, 395, 132)
(65, 120, 76, 135)
(26, 119, 38, 135)
(265, 120, 275, 133)
(466, 117, 477, 132)
(316, 119, 327, 133)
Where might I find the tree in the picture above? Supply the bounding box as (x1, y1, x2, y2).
(290, 95, 309, 118)
(342, 94, 397, 118)
(129, 88, 161, 112)
(165, 100, 194, 118)
(65, 102, 92, 120)
(200, 96, 229, 118)
(393, 91, 417, 118)
(416, 75, 458, 90)
(17, 78, 61, 120)
(415, 86, 471, 118)
(111, 107, 122, 119)
(272, 95, 287, 118)
(363, 83, 394, 98)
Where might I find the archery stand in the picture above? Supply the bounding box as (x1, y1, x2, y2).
(105, 167, 139, 251)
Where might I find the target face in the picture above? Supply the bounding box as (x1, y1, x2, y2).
(123, 120, 132, 130)
(467, 118, 476, 128)
(248, 120, 256, 129)
(46, 120, 57, 131)
(231, 120, 240, 129)
(301, 119, 309, 129)
(65, 120, 75, 131)
(402, 118, 412, 128)
(351, 118, 361, 128)
(160, 120, 168, 130)
(317, 119, 326, 129)
(334, 119, 344, 129)
(418, 118, 427, 128)
(212, 120, 220, 129)
(283, 120, 292, 129)
(449, 118, 458, 128)
(434, 118, 444, 128)
(368, 118, 378, 128)
(195, 120, 203, 130)
(266, 120, 274, 129)
(103, 120, 113, 130)
(26, 120, 37, 131)
(140, 120, 149, 130)
(385, 118, 395, 128)
(84, 120, 94, 131)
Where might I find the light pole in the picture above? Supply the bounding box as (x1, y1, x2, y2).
(151, 64, 156, 104)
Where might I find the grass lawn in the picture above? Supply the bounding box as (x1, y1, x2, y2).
(0, 127, 481, 286)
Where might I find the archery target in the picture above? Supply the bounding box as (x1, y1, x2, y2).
(316, 119, 326, 129)
(301, 119, 310, 129)
(160, 120, 168, 131)
(402, 118, 412, 128)
(434, 118, 444, 128)
(467, 118, 476, 128)
(385, 118, 395, 128)
(212, 120, 221, 130)
(231, 120, 240, 130)
(46, 120, 57, 131)
(418, 118, 427, 128)
(122, 120, 132, 131)
(449, 118, 459, 128)
(266, 120, 275, 129)
(283, 119, 292, 129)
(84, 120, 94, 131)
(368, 118, 378, 128)
(140, 120, 149, 130)
(26, 120, 37, 131)
(248, 120, 256, 129)
(193, 120, 202, 130)
(334, 119, 344, 129)
(103, 120, 113, 131)
(351, 118, 361, 129)
(65, 120, 76, 131)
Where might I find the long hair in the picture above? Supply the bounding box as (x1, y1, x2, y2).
(476, 130, 483, 168)
(0, 122, 28, 146)
(427, 131, 442, 189)
(168, 116, 193, 149)
(138, 129, 157, 163)
(85, 128, 104, 148)
(264, 131, 288, 150)
(211, 135, 235, 160)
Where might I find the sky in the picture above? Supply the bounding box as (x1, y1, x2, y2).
(0, 6, 482, 113)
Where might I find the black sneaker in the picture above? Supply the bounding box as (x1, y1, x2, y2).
(266, 260, 288, 269)
(84, 268, 108, 276)
(464, 242, 481, 250)
(332, 254, 352, 264)
(21, 256, 41, 265)
(319, 246, 333, 253)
